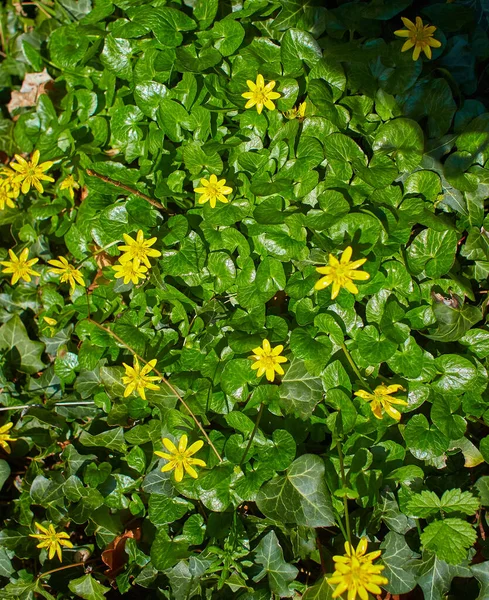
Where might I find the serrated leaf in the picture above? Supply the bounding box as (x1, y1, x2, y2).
(420, 518, 477, 564)
(407, 489, 479, 518)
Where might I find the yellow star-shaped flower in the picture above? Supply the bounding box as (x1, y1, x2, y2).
(47, 256, 85, 293)
(194, 174, 233, 209)
(117, 230, 161, 268)
(0, 248, 40, 285)
(315, 246, 370, 299)
(249, 338, 288, 382)
(10, 150, 54, 194)
(328, 538, 388, 600)
(29, 522, 73, 562)
(113, 260, 148, 285)
(154, 434, 206, 482)
(0, 186, 16, 211)
(242, 74, 281, 114)
(355, 384, 407, 421)
(394, 16, 442, 60)
(59, 175, 80, 200)
(122, 357, 160, 400)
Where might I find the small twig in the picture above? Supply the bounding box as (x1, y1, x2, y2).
(239, 403, 264, 466)
(38, 559, 98, 579)
(87, 319, 223, 463)
(0, 402, 95, 412)
(85, 169, 169, 212)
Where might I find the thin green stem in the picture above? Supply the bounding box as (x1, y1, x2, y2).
(336, 439, 352, 545)
(75, 240, 120, 269)
(37, 559, 97, 579)
(239, 403, 264, 466)
(340, 342, 372, 392)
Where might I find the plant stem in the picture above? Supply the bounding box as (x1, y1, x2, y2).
(87, 319, 223, 463)
(336, 439, 352, 545)
(239, 403, 264, 466)
(75, 240, 120, 269)
(0, 402, 95, 412)
(37, 559, 98, 579)
(340, 342, 372, 392)
(85, 169, 170, 212)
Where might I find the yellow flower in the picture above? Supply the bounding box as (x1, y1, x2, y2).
(284, 101, 307, 120)
(242, 74, 281, 114)
(0, 186, 16, 211)
(113, 260, 148, 285)
(59, 175, 80, 200)
(315, 246, 370, 299)
(10, 150, 54, 194)
(29, 522, 73, 562)
(117, 230, 161, 268)
(249, 338, 288, 382)
(328, 538, 388, 600)
(0, 422, 15, 454)
(194, 174, 233, 209)
(47, 256, 85, 293)
(355, 384, 407, 421)
(122, 357, 160, 400)
(394, 16, 442, 60)
(154, 434, 206, 482)
(0, 167, 21, 198)
(0, 248, 40, 285)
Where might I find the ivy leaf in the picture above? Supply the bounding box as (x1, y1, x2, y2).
(380, 532, 419, 595)
(253, 531, 299, 597)
(416, 552, 472, 600)
(68, 575, 110, 600)
(0, 314, 45, 374)
(420, 519, 477, 564)
(302, 577, 336, 599)
(279, 358, 323, 419)
(256, 455, 335, 527)
(407, 489, 479, 518)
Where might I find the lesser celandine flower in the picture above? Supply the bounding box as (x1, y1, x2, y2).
(249, 338, 287, 382)
(0, 186, 16, 211)
(29, 522, 73, 561)
(10, 150, 54, 194)
(154, 435, 206, 482)
(327, 538, 388, 600)
(0, 423, 15, 453)
(47, 256, 85, 293)
(355, 384, 407, 421)
(113, 260, 148, 285)
(59, 175, 80, 200)
(194, 174, 233, 209)
(122, 357, 160, 400)
(242, 74, 281, 114)
(43, 316, 58, 326)
(394, 16, 441, 60)
(285, 101, 307, 120)
(1, 167, 21, 198)
(117, 230, 161, 268)
(0, 248, 40, 285)
(315, 246, 370, 300)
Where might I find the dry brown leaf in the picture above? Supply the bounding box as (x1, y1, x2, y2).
(7, 69, 53, 115)
(101, 527, 141, 578)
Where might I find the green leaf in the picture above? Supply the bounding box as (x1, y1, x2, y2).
(256, 455, 335, 527)
(373, 118, 424, 172)
(0, 460, 10, 494)
(380, 532, 418, 595)
(420, 518, 477, 564)
(148, 495, 191, 526)
(68, 575, 110, 600)
(253, 531, 299, 597)
(279, 358, 323, 419)
(426, 297, 482, 342)
(431, 397, 466, 440)
(302, 577, 336, 600)
(407, 229, 458, 277)
(407, 489, 479, 518)
(404, 415, 449, 461)
(212, 20, 245, 57)
(281, 29, 322, 76)
(432, 355, 478, 395)
(79, 427, 127, 453)
(356, 325, 398, 364)
(416, 553, 472, 600)
(0, 314, 45, 374)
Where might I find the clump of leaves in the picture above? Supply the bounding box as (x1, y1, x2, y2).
(0, 0, 489, 599)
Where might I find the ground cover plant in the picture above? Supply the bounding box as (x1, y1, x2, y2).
(0, 0, 489, 598)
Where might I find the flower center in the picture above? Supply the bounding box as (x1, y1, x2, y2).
(260, 354, 276, 369)
(206, 184, 219, 198)
(254, 89, 268, 103)
(330, 264, 351, 284)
